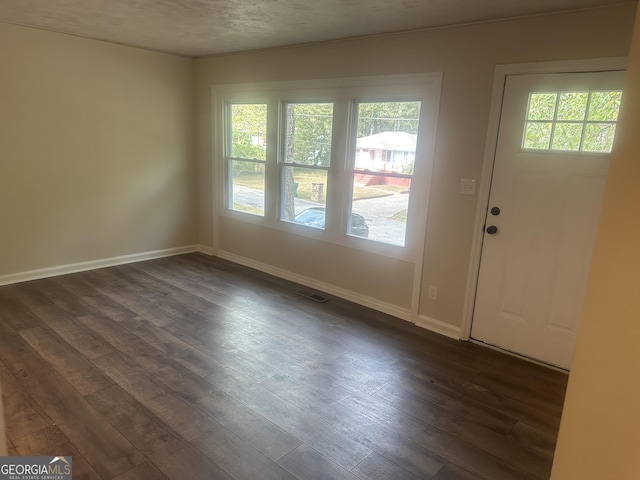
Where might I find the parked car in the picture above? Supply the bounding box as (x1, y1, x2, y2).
(294, 207, 369, 238)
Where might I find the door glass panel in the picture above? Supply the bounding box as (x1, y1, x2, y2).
(556, 92, 588, 121)
(523, 122, 552, 149)
(587, 91, 622, 121)
(523, 90, 622, 153)
(527, 93, 557, 120)
(583, 123, 617, 152)
(552, 122, 583, 151)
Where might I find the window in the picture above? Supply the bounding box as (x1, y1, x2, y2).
(215, 74, 441, 260)
(281, 102, 334, 229)
(523, 90, 622, 153)
(227, 103, 267, 215)
(349, 101, 421, 246)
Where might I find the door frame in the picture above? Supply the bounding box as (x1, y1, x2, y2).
(460, 57, 627, 341)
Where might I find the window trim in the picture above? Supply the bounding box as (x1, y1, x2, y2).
(279, 100, 335, 227)
(225, 102, 269, 217)
(212, 73, 442, 262)
(345, 98, 423, 246)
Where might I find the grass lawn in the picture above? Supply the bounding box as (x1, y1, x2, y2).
(232, 171, 408, 201)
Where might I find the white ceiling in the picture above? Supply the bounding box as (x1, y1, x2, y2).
(0, 0, 635, 57)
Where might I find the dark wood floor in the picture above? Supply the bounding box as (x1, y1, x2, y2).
(0, 253, 568, 480)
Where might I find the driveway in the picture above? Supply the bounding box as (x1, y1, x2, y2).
(232, 186, 408, 246)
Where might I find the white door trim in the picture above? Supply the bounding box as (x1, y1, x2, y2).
(460, 57, 627, 341)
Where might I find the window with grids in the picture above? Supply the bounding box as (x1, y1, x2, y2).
(217, 74, 441, 257)
(522, 90, 622, 153)
(348, 101, 421, 246)
(280, 102, 334, 228)
(227, 103, 267, 215)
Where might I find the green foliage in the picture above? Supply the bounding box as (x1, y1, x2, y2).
(552, 122, 582, 151)
(523, 122, 552, 149)
(583, 123, 617, 152)
(524, 90, 623, 152)
(588, 92, 622, 121)
(229, 100, 422, 215)
(285, 103, 334, 166)
(232, 159, 264, 176)
(230, 103, 267, 161)
(232, 170, 403, 201)
(390, 209, 408, 221)
(229, 101, 422, 167)
(357, 101, 421, 137)
(557, 92, 588, 121)
(527, 93, 556, 121)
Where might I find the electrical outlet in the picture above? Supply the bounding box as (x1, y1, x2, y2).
(428, 285, 438, 301)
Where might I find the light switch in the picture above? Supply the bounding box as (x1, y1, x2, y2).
(460, 178, 477, 196)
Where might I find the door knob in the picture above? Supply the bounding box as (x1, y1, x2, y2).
(486, 225, 498, 234)
(490, 206, 501, 216)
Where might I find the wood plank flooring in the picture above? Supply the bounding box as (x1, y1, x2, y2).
(0, 253, 568, 479)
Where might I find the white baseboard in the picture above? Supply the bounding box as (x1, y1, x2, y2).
(197, 244, 215, 256)
(0, 245, 200, 286)
(216, 250, 412, 322)
(0, 244, 463, 342)
(414, 314, 462, 340)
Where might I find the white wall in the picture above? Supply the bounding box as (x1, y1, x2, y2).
(551, 5, 640, 479)
(1, 6, 639, 473)
(195, 5, 636, 330)
(0, 23, 196, 279)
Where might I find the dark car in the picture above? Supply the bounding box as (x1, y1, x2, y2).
(294, 207, 369, 238)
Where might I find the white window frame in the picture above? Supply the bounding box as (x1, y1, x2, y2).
(345, 97, 423, 247)
(225, 101, 269, 216)
(279, 100, 335, 228)
(212, 73, 442, 263)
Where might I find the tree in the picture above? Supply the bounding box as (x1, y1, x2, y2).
(230, 103, 267, 174)
(286, 103, 334, 166)
(229, 101, 423, 216)
(524, 90, 623, 152)
(283, 105, 297, 221)
(356, 102, 421, 137)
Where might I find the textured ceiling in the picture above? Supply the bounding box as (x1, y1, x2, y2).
(0, 0, 635, 57)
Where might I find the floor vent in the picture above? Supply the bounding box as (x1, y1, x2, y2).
(295, 289, 329, 303)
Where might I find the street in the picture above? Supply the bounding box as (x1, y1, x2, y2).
(232, 186, 408, 246)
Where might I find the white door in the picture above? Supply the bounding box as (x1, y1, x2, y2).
(471, 70, 624, 369)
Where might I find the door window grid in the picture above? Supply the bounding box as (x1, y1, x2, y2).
(522, 90, 622, 153)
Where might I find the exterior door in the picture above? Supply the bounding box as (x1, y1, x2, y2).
(471, 70, 624, 369)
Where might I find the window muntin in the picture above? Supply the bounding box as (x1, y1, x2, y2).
(228, 103, 267, 215)
(216, 74, 441, 261)
(349, 101, 421, 247)
(280, 102, 334, 228)
(523, 90, 622, 153)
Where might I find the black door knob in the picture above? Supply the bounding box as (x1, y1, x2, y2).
(486, 225, 498, 234)
(490, 206, 501, 216)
